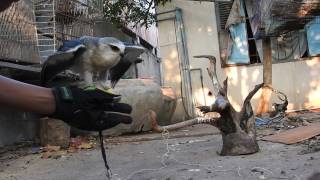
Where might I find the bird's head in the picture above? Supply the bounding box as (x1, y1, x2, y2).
(109, 42, 125, 57)
(93, 37, 126, 67)
(99, 37, 125, 56)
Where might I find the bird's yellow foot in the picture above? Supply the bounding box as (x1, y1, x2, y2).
(85, 85, 120, 96)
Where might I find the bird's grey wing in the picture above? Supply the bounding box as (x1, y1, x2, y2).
(109, 45, 145, 88)
(40, 47, 86, 87)
(79, 36, 100, 46)
(109, 59, 133, 88)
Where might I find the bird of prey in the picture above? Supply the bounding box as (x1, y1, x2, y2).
(40, 36, 145, 89)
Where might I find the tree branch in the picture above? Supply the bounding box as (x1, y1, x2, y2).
(242, 83, 264, 107)
(239, 83, 263, 123)
(150, 110, 218, 132)
(221, 78, 228, 96)
(194, 55, 223, 96)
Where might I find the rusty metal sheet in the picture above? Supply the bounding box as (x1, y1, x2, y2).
(262, 123, 320, 144)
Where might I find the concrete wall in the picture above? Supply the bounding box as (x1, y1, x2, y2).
(157, 0, 320, 117)
(158, 0, 225, 119)
(0, 109, 39, 147)
(137, 51, 162, 85)
(224, 58, 320, 112)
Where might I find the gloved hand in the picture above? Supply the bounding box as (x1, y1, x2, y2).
(49, 86, 132, 131)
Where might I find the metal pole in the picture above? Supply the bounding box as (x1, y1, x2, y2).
(190, 68, 207, 106)
(175, 8, 195, 117)
(157, 8, 195, 117)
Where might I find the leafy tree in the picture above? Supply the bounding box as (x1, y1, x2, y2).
(102, 0, 171, 27)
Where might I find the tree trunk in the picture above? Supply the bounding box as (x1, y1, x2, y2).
(257, 38, 272, 114)
(152, 55, 263, 156)
(199, 80, 262, 155)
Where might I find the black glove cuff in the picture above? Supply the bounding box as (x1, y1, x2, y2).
(51, 86, 74, 122)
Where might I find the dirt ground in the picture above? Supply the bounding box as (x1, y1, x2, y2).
(1, 123, 320, 180)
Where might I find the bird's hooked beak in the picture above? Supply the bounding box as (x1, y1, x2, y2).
(109, 42, 125, 56)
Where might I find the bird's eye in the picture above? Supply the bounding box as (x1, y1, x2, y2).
(110, 45, 120, 52)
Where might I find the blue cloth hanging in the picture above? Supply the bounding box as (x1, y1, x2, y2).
(227, 0, 250, 64)
(228, 23, 250, 64)
(306, 17, 320, 56)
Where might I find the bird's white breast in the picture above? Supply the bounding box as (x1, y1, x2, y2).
(84, 43, 121, 71)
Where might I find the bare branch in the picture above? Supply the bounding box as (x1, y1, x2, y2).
(150, 110, 218, 132)
(243, 83, 264, 106)
(239, 83, 264, 123)
(221, 78, 228, 96)
(194, 55, 223, 96)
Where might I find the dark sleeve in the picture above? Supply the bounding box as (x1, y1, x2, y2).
(0, 0, 19, 12)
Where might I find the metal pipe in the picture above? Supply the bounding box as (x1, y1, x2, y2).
(175, 8, 195, 117)
(156, 9, 177, 16)
(156, 17, 175, 22)
(190, 68, 207, 106)
(157, 8, 195, 117)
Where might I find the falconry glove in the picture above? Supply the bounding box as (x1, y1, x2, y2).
(50, 86, 132, 131)
(50, 86, 133, 178)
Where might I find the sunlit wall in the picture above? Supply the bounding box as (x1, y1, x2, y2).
(158, 0, 320, 118)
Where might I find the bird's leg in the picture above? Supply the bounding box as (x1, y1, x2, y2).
(97, 71, 111, 90)
(64, 70, 80, 81)
(84, 70, 94, 87)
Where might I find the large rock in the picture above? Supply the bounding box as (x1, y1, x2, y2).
(103, 79, 177, 136)
(157, 87, 177, 125)
(71, 79, 177, 136)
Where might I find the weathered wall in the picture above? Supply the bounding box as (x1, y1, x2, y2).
(157, 0, 320, 116)
(158, 0, 225, 119)
(224, 58, 320, 112)
(0, 109, 39, 147)
(136, 51, 162, 85)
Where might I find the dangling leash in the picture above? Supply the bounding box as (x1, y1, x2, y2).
(99, 130, 112, 179)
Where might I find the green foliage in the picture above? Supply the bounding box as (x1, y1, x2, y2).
(102, 0, 171, 28)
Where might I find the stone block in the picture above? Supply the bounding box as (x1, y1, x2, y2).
(40, 118, 70, 147)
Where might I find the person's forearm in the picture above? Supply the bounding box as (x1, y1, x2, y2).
(0, 75, 55, 115)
